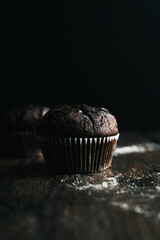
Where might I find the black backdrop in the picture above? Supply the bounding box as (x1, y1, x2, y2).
(1, 1, 160, 130)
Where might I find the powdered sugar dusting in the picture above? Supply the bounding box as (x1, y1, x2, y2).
(114, 143, 160, 156)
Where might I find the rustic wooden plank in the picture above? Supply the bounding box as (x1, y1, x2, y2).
(0, 131, 160, 240)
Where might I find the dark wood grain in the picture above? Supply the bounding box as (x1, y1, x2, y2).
(0, 131, 160, 240)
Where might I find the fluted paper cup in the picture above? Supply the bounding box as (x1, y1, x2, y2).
(39, 133, 119, 174)
(0, 131, 40, 158)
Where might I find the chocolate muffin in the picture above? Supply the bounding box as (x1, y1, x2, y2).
(0, 105, 49, 158)
(38, 104, 119, 173)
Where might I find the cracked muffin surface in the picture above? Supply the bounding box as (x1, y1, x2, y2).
(38, 104, 118, 137)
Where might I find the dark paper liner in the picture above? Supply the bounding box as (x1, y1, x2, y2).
(0, 131, 40, 158)
(39, 134, 119, 174)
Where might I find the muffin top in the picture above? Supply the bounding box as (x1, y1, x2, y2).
(0, 105, 50, 131)
(38, 104, 118, 137)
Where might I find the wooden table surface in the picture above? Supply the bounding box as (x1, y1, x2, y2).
(1, 131, 160, 240)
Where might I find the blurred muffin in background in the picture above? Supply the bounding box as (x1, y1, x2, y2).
(0, 105, 49, 158)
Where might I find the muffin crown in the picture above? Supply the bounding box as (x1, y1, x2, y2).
(38, 104, 118, 137)
(0, 105, 49, 131)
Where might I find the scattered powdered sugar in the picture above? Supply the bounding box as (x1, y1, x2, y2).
(107, 177, 119, 188)
(112, 202, 130, 210)
(61, 172, 160, 222)
(156, 186, 160, 192)
(71, 178, 118, 191)
(65, 175, 119, 191)
(112, 201, 160, 220)
(114, 142, 160, 156)
(55, 140, 160, 223)
(102, 181, 108, 188)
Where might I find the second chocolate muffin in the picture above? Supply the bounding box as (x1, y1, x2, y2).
(38, 104, 119, 174)
(0, 105, 49, 158)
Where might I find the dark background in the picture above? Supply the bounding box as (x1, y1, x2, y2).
(1, 1, 160, 130)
